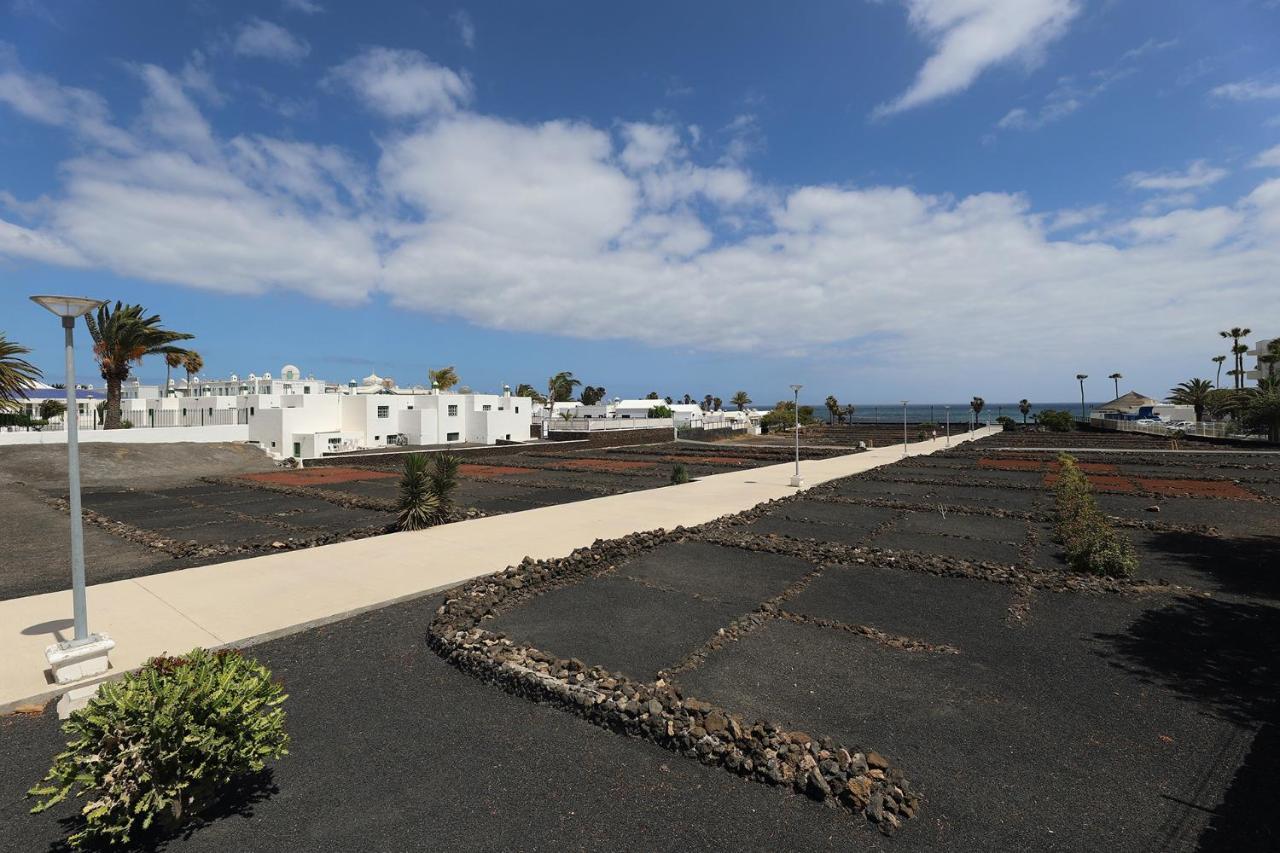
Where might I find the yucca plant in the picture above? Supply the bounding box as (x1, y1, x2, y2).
(670, 463, 690, 484)
(397, 453, 440, 531)
(428, 453, 461, 518)
(29, 648, 288, 849)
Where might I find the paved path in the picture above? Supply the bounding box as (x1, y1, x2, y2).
(0, 427, 998, 711)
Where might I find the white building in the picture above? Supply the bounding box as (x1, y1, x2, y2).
(1246, 338, 1277, 384)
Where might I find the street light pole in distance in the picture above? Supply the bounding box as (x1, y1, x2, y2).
(901, 400, 909, 456)
(789, 384, 804, 488)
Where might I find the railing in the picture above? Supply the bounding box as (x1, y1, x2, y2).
(5, 407, 250, 432)
(1089, 416, 1255, 441)
(550, 417, 675, 431)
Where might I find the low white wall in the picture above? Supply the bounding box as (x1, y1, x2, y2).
(0, 424, 250, 446)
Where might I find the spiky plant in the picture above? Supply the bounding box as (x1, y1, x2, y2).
(730, 391, 751, 411)
(428, 453, 461, 519)
(0, 332, 41, 412)
(85, 303, 193, 428)
(396, 453, 440, 531)
(1168, 378, 1215, 422)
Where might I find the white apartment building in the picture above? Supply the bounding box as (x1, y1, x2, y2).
(1246, 338, 1276, 384)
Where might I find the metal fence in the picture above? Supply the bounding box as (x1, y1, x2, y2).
(1088, 416, 1254, 441)
(6, 407, 249, 432)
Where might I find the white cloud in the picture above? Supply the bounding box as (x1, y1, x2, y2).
(1125, 160, 1227, 192)
(233, 18, 311, 63)
(876, 0, 1081, 117)
(452, 10, 476, 49)
(2, 48, 1280, 377)
(1251, 143, 1280, 168)
(282, 0, 323, 13)
(0, 43, 134, 151)
(1211, 78, 1280, 101)
(995, 39, 1176, 133)
(326, 47, 472, 118)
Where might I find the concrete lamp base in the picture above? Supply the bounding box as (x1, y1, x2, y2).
(789, 474, 805, 488)
(46, 634, 115, 685)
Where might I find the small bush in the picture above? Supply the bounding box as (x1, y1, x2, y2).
(996, 415, 1016, 428)
(647, 404, 673, 418)
(670, 463, 690, 484)
(397, 453, 440, 530)
(1038, 409, 1074, 432)
(119, 419, 134, 429)
(29, 648, 288, 849)
(1052, 454, 1137, 577)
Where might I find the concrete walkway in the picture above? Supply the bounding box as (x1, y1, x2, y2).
(0, 427, 998, 712)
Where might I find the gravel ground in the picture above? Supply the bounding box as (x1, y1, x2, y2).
(0, 597, 895, 853)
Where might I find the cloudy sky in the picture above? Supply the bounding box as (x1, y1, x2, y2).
(2, 0, 1278, 404)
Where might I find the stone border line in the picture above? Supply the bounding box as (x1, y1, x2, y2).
(427, 530, 922, 835)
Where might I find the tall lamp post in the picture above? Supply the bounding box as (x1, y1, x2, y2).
(1076, 374, 1089, 421)
(1108, 372, 1122, 399)
(901, 400, 909, 456)
(789, 384, 804, 488)
(30, 296, 116, 703)
(945, 404, 951, 446)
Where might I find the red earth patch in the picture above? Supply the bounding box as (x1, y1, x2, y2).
(459, 464, 534, 477)
(1043, 473, 1138, 493)
(558, 458, 657, 472)
(979, 457, 1042, 471)
(661, 455, 750, 466)
(1135, 478, 1257, 500)
(241, 467, 397, 486)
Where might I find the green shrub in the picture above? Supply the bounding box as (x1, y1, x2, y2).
(428, 453, 461, 518)
(996, 415, 1016, 428)
(119, 419, 134, 429)
(670, 463, 690, 484)
(397, 453, 440, 530)
(29, 648, 288, 849)
(647, 404, 673, 418)
(1052, 454, 1137, 577)
(1038, 409, 1074, 432)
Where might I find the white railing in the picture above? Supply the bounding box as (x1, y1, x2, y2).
(550, 417, 675, 431)
(1089, 416, 1253, 441)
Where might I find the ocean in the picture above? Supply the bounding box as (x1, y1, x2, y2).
(803, 402, 1099, 425)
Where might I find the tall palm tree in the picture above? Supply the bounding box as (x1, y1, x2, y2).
(1220, 328, 1252, 389)
(164, 351, 183, 397)
(1108, 372, 1122, 398)
(970, 396, 985, 427)
(1232, 344, 1250, 389)
(85, 303, 193, 429)
(428, 366, 459, 391)
(845, 403, 855, 423)
(730, 391, 751, 411)
(824, 395, 840, 424)
(544, 372, 581, 431)
(1018, 398, 1031, 425)
(0, 333, 41, 412)
(1167, 378, 1215, 422)
(182, 351, 204, 396)
(514, 383, 545, 403)
(1212, 355, 1227, 388)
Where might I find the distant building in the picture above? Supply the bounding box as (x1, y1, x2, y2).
(1246, 337, 1276, 384)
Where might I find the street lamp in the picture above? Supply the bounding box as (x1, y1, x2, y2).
(1076, 374, 1089, 420)
(30, 296, 115, 697)
(789, 384, 804, 487)
(945, 404, 951, 447)
(901, 400, 909, 456)
(1108, 372, 1122, 399)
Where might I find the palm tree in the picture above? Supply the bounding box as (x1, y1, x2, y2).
(546, 371, 581, 407)
(1018, 399, 1031, 425)
(712, 396, 722, 411)
(1108, 372, 1122, 398)
(824, 395, 840, 424)
(182, 351, 204, 396)
(514, 383, 545, 403)
(164, 351, 183, 397)
(845, 403, 855, 423)
(1167, 378, 1214, 422)
(1220, 328, 1252, 389)
(970, 396, 985, 427)
(429, 366, 459, 391)
(0, 333, 41, 413)
(730, 391, 751, 411)
(85, 303, 194, 429)
(1212, 355, 1227, 388)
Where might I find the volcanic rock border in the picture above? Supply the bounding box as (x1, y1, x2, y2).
(427, 530, 922, 835)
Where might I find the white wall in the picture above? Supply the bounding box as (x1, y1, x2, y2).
(0, 424, 249, 446)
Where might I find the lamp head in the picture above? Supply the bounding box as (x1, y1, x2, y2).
(30, 295, 106, 319)
(1076, 374, 1088, 380)
(789, 384, 803, 393)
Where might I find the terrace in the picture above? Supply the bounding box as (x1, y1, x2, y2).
(3, 428, 1277, 850)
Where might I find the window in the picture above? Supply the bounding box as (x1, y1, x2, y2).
(374, 435, 380, 441)
(377, 405, 389, 418)
(250, 407, 255, 416)
(447, 404, 458, 416)
(515, 406, 520, 413)
(304, 386, 311, 394)
(482, 404, 491, 411)
(328, 437, 340, 446)
(446, 431, 460, 441)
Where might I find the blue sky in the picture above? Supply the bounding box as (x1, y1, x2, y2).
(2, 0, 1279, 405)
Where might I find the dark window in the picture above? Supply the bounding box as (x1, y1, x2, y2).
(377, 405, 389, 418)
(447, 431, 460, 441)
(447, 404, 458, 416)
